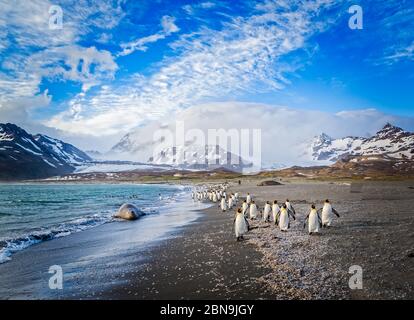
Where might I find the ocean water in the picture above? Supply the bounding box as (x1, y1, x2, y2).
(0, 183, 200, 264)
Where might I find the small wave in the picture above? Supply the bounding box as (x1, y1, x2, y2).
(0, 214, 114, 264)
(0, 212, 14, 216)
(0, 185, 190, 264)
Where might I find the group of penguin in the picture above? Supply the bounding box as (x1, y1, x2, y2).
(192, 184, 340, 241)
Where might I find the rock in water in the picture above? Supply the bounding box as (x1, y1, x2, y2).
(114, 203, 144, 220)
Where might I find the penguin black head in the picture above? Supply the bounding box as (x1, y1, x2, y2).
(286, 199, 289, 202)
(311, 204, 315, 209)
(282, 204, 287, 208)
(266, 201, 270, 204)
(274, 200, 278, 204)
(325, 199, 330, 203)
(237, 208, 242, 213)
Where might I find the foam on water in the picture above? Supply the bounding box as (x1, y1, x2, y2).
(0, 183, 201, 264)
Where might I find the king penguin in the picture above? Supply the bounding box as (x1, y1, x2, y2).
(272, 200, 280, 225)
(234, 208, 249, 241)
(249, 201, 258, 219)
(277, 203, 295, 231)
(304, 204, 322, 235)
(321, 199, 340, 227)
(220, 197, 227, 212)
(263, 201, 271, 222)
(242, 200, 248, 217)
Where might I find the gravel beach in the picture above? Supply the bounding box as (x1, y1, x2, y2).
(0, 180, 413, 300)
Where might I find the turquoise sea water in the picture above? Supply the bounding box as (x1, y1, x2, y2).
(0, 183, 191, 263)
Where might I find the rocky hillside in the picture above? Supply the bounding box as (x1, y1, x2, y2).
(309, 123, 414, 162)
(0, 123, 91, 180)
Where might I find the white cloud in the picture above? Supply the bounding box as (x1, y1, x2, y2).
(105, 101, 414, 165)
(28, 45, 118, 92)
(51, 0, 337, 136)
(183, 1, 216, 15)
(119, 15, 180, 56)
(0, 0, 123, 111)
(382, 41, 414, 64)
(161, 15, 180, 34)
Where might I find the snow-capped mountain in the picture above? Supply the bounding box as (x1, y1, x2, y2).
(0, 123, 91, 180)
(308, 123, 414, 162)
(34, 134, 92, 165)
(148, 144, 252, 172)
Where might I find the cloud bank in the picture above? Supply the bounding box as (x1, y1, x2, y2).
(109, 102, 414, 167)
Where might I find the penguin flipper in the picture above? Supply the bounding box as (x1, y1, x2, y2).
(332, 208, 340, 217)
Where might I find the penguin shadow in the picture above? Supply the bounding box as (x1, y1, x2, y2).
(308, 232, 323, 236)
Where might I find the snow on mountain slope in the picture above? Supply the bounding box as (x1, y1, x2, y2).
(34, 134, 92, 165)
(0, 123, 91, 180)
(308, 123, 414, 162)
(149, 144, 252, 172)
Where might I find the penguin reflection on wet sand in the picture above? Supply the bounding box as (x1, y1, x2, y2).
(276, 203, 296, 231)
(304, 204, 322, 235)
(234, 208, 249, 241)
(321, 199, 340, 227)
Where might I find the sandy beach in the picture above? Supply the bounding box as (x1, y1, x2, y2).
(0, 179, 413, 300)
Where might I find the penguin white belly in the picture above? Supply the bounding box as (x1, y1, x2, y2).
(263, 205, 271, 221)
(242, 203, 248, 215)
(249, 205, 257, 219)
(322, 205, 333, 226)
(235, 215, 248, 237)
(272, 205, 279, 222)
(246, 196, 251, 204)
(308, 210, 320, 233)
(221, 199, 227, 211)
(279, 210, 289, 231)
(228, 198, 233, 208)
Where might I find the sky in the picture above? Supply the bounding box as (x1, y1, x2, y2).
(0, 0, 413, 156)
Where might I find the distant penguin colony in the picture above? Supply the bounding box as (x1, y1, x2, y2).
(192, 183, 341, 241)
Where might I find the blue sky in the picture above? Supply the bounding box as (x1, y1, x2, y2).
(0, 0, 413, 150)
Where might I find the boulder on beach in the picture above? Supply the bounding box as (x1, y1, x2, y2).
(114, 203, 145, 220)
(257, 180, 283, 186)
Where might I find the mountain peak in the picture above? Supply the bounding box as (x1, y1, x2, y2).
(0, 123, 31, 141)
(1, 123, 91, 180)
(375, 123, 404, 138)
(312, 133, 332, 146)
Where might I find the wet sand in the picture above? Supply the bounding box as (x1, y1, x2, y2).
(0, 180, 413, 299)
